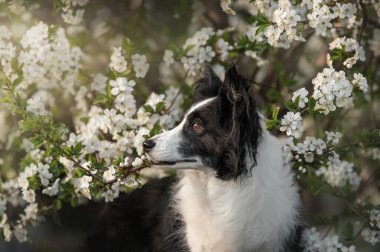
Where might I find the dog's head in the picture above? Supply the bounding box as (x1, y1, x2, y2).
(143, 66, 262, 180)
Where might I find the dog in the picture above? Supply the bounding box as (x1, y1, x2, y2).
(85, 66, 303, 252)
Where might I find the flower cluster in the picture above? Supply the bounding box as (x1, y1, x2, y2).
(312, 68, 365, 115)
(180, 27, 216, 76)
(316, 153, 361, 190)
(328, 37, 365, 68)
(0, 26, 15, 80)
(264, 0, 304, 48)
(131, 53, 150, 78)
(292, 88, 309, 109)
(0, 1, 378, 250)
(280, 112, 304, 138)
(302, 227, 356, 252)
(18, 22, 84, 95)
(109, 47, 128, 73)
(362, 209, 380, 246)
(285, 136, 327, 165)
(61, 0, 89, 25)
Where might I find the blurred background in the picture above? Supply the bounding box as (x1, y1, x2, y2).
(0, 0, 379, 251)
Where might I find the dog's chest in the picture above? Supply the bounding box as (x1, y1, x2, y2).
(174, 171, 263, 252)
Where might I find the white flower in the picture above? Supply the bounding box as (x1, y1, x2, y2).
(334, 3, 357, 19)
(163, 50, 174, 66)
(132, 157, 143, 167)
(101, 189, 118, 203)
(131, 53, 150, 78)
(66, 133, 77, 147)
(197, 46, 215, 64)
(325, 131, 343, 144)
(245, 26, 263, 43)
(280, 112, 304, 138)
(23, 203, 38, 222)
(73, 175, 92, 199)
(22, 189, 35, 203)
(302, 226, 356, 251)
(109, 47, 128, 73)
(220, 0, 235, 15)
(329, 37, 365, 69)
(2, 223, 11, 242)
(352, 73, 368, 92)
(312, 68, 354, 114)
(316, 158, 361, 190)
(18, 174, 29, 191)
(145, 92, 165, 111)
(216, 38, 231, 61)
(14, 224, 28, 243)
(362, 228, 379, 245)
(37, 163, 52, 186)
(26, 96, 48, 116)
(61, 9, 85, 25)
(304, 152, 314, 163)
(292, 88, 309, 108)
(370, 209, 380, 229)
(123, 177, 139, 188)
(109, 77, 135, 96)
(103, 166, 116, 182)
(42, 178, 60, 196)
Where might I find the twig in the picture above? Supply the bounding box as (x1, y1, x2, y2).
(164, 89, 182, 114)
(106, 164, 150, 184)
(47, 138, 105, 185)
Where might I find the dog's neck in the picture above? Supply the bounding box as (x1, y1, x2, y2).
(174, 131, 300, 252)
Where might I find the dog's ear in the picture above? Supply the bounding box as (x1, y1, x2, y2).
(192, 66, 222, 103)
(216, 66, 262, 180)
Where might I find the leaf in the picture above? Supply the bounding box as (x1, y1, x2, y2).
(149, 122, 161, 137)
(72, 142, 83, 155)
(265, 119, 279, 131)
(284, 100, 299, 112)
(256, 24, 270, 35)
(341, 222, 354, 240)
(272, 106, 280, 121)
(155, 101, 166, 113)
(144, 105, 154, 114)
(308, 97, 316, 112)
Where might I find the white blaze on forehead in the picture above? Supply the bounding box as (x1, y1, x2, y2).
(184, 97, 217, 119)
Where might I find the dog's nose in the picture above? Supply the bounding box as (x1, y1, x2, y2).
(143, 139, 156, 152)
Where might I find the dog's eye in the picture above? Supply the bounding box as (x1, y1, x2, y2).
(192, 122, 203, 132)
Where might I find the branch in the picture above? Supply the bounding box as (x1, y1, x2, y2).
(47, 138, 106, 185)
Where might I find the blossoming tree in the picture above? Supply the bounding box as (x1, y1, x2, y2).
(0, 0, 379, 251)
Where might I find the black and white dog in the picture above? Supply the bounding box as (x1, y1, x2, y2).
(86, 66, 302, 252)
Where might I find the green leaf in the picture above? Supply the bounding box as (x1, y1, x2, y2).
(272, 106, 280, 121)
(308, 97, 316, 112)
(265, 119, 279, 131)
(144, 105, 154, 114)
(155, 101, 166, 113)
(72, 142, 83, 155)
(284, 100, 299, 112)
(149, 122, 161, 137)
(341, 222, 354, 240)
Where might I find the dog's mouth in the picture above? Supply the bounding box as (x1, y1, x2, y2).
(152, 159, 197, 166)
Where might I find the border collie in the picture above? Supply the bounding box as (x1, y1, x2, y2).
(86, 66, 303, 252)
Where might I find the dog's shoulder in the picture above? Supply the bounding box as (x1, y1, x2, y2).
(84, 176, 187, 252)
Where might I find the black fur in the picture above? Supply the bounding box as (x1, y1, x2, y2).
(84, 177, 188, 252)
(85, 66, 302, 252)
(179, 65, 262, 180)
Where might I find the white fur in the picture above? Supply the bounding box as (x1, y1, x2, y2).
(147, 97, 216, 169)
(147, 98, 301, 252)
(174, 131, 300, 252)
